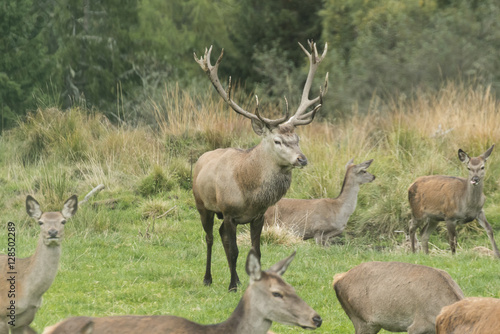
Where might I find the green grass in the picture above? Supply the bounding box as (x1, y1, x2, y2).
(1, 82, 500, 333)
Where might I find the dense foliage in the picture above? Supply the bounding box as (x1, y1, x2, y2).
(2, 0, 500, 129)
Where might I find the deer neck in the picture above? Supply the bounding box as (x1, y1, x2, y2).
(214, 291, 272, 334)
(25, 237, 62, 299)
(239, 144, 292, 209)
(465, 179, 484, 207)
(335, 172, 361, 218)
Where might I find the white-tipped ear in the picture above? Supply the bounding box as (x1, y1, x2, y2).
(62, 195, 78, 219)
(345, 158, 354, 170)
(458, 149, 470, 164)
(481, 144, 495, 161)
(268, 251, 296, 276)
(26, 195, 42, 220)
(246, 248, 262, 281)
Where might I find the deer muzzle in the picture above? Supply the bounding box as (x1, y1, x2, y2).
(296, 154, 308, 167)
(471, 176, 480, 186)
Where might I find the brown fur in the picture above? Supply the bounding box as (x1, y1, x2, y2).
(333, 261, 464, 334)
(265, 159, 375, 245)
(408, 145, 500, 258)
(436, 297, 500, 334)
(42, 250, 321, 334)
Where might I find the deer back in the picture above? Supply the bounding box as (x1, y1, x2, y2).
(333, 261, 463, 332)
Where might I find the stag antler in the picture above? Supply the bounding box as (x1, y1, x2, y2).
(286, 40, 328, 127)
(194, 46, 288, 128)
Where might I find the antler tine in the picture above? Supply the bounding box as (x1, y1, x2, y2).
(287, 41, 328, 127)
(195, 45, 290, 128)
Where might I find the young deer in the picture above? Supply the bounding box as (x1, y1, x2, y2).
(193, 41, 328, 291)
(333, 261, 464, 334)
(436, 297, 500, 333)
(408, 145, 500, 258)
(264, 159, 375, 245)
(41, 249, 322, 334)
(0, 195, 78, 334)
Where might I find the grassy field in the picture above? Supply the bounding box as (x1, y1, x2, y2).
(1, 82, 500, 333)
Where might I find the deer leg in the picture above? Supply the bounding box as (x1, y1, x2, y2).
(200, 209, 215, 286)
(445, 220, 458, 255)
(219, 219, 240, 292)
(250, 216, 264, 260)
(409, 216, 419, 253)
(477, 211, 500, 259)
(420, 219, 438, 254)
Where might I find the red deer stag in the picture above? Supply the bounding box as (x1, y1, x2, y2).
(265, 158, 375, 245)
(42, 249, 322, 334)
(193, 41, 328, 291)
(408, 145, 500, 258)
(0, 195, 78, 334)
(333, 261, 464, 334)
(436, 297, 500, 333)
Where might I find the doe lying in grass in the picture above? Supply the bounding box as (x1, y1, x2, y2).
(264, 159, 375, 245)
(333, 261, 464, 334)
(436, 297, 500, 334)
(42, 249, 322, 334)
(0, 195, 78, 334)
(408, 145, 500, 258)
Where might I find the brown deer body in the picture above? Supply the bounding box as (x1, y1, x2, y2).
(333, 261, 464, 334)
(0, 195, 78, 334)
(42, 249, 322, 334)
(408, 145, 500, 258)
(436, 297, 500, 334)
(264, 159, 375, 245)
(193, 41, 328, 291)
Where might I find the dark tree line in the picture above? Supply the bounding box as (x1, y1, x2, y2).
(1, 0, 500, 130)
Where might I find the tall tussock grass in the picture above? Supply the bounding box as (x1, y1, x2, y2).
(2, 82, 499, 240)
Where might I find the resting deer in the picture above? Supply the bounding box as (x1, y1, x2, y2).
(193, 40, 328, 291)
(0, 195, 78, 334)
(408, 145, 500, 258)
(333, 261, 464, 334)
(436, 297, 500, 334)
(265, 159, 375, 245)
(41, 249, 322, 334)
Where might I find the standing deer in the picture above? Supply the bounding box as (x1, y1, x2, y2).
(193, 40, 328, 291)
(436, 297, 500, 333)
(333, 261, 464, 334)
(264, 159, 375, 245)
(41, 249, 322, 334)
(0, 195, 78, 334)
(408, 145, 500, 258)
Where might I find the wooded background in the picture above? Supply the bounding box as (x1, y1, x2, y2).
(2, 0, 500, 129)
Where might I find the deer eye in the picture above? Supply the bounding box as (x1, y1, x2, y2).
(38, 221, 43, 226)
(274, 139, 282, 146)
(61, 220, 67, 225)
(481, 166, 485, 170)
(272, 292, 283, 298)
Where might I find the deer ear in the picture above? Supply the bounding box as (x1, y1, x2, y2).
(251, 118, 266, 136)
(246, 248, 262, 281)
(26, 195, 42, 220)
(62, 195, 78, 219)
(458, 149, 470, 164)
(481, 144, 495, 161)
(268, 251, 296, 276)
(358, 159, 373, 170)
(345, 158, 354, 170)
